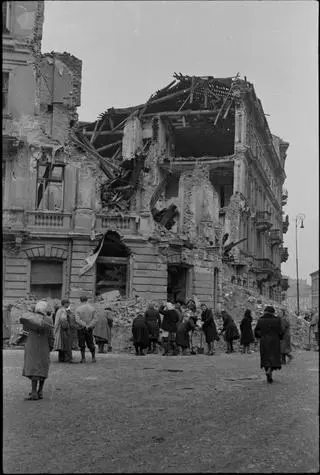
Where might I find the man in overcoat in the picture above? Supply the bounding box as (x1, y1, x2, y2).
(254, 306, 284, 383)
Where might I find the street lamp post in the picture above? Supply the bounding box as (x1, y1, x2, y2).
(295, 213, 305, 315)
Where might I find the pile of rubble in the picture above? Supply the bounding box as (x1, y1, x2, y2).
(220, 283, 311, 349)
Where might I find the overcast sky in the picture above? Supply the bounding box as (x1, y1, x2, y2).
(42, 1, 318, 282)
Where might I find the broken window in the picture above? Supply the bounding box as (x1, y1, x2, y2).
(165, 174, 180, 200)
(30, 260, 63, 299)
(95, 231, 130, 298)
(167, 265, 192, 304)
(36, 160, 64, 211)
(3, 72, 9, 112)
(2, 2, 11, 33)
(209, 167, 233, 208)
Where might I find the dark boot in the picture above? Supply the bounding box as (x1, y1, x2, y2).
(80, 349, 86, 363)
(152, 341, 157, 354)
(91, 348, 96, 363)
(135, 344, 139, 356)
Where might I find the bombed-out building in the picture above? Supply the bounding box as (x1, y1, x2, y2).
(78, 73, 290, 306)
(2, 1, 289, 309)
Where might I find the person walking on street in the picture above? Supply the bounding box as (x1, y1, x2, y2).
(240, 309, 255, 354)
(159, 302, 180, 356)
(132, 313, 149, 356)
(254, 306, 284, 383)
(75, 295, 98, 363)
(21, 301, 54, 400)
(53, 299, 73, 363)
(144, 303, 161, 354)
(280, 309, 293, 364)
(200, 304, 219, 355)
(220, 310, 240, 353)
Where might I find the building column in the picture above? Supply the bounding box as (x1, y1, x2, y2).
(233, 153, 247, 196)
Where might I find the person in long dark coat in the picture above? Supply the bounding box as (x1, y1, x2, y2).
(220, 310, 240, 353)
(254, 306, 284, 383)
(159, 303, 180, 356)
(240, 309, 255, 354)
(132, 313, 149, 356)
(279, 309, 293, 364)
(21, 301, 54, 400)
(144, 303, 161, 354)
(200, 304, 219, 355)
(176, 314, 196, 355)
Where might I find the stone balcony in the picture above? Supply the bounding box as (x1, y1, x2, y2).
(255, 211, 272, 232)
(280, 246, 289, 263)
(282, 214, 289, 234)
(253, 258, 275, 274)
(269, 229, 282, 246)
(25, 211, 72, 229)
(281, 188, 288, 207)
(95, 214, 140, 235)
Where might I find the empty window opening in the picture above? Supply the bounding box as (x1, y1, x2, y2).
(165, 174, 180, 200)
(30, 260, 63, 299)
(209, 167, 233, 208)
(3, 72, 9, 112)
(36, 157, 64, 211)
(95, 231, 130, 298)
(167, 265, 191, 304)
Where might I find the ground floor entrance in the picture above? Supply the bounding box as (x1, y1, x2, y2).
(167, 264, 192, 304)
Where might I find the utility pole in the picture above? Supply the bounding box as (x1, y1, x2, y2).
(295, 213, 305, 315)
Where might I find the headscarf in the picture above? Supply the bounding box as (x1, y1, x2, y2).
(35, 300, 48, 315)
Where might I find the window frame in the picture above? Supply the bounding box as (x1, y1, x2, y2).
(2, 71, 10, 113)
(28, 258, 66, 299)
(2, 2, 12, 34)
(36, 160, 65, 211)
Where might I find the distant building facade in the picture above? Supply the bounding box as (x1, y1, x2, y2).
(283, 277, 312, 313)
(310, 270, 319, 310)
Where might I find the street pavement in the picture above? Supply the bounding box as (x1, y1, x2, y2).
(3, 348, 319, 473)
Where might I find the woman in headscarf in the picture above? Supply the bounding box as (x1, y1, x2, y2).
(254, 306, 284, 383)
(240, 309, 255, 354)
(220, 310, 240, 353)
(200, 304, 219, 355)
(144, 303, 161, 354)
(20, 301, 54, 400)
(279, 309, 293, 364)
(132, 313, 149, 356)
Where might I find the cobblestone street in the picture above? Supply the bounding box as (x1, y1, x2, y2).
(3, 349, 319, 473)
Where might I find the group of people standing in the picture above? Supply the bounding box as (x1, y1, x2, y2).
(20, 293, 296, 400)
(131, 300, 256, 357)
(53, 295, 113, 364)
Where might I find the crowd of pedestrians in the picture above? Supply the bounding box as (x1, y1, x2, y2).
(18, 293, 314, 400)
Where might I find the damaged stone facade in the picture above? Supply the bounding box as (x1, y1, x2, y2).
(2, 1, 104, 306)
(79, 73, 290, 307)
(2, 2, 289, 314)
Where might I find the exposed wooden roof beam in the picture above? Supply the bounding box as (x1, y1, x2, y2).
(84, 130, 123, 137)
(96, 140, 123, 153)
(143, 109, 220, 118)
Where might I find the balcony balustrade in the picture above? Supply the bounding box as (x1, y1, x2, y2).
(269, 229, 282, 246)
(96, 214, 139, 234)
(26, 211, 72, 229)
(3, 208, 25, 230)
(255, 211, 272, 232)
(254, 258, 275, 273)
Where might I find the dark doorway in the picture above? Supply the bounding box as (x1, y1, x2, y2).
(167, 265, 190, 304)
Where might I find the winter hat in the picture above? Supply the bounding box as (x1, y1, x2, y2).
(35, 301, 48, 315)
(264, 306, 275, 314)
